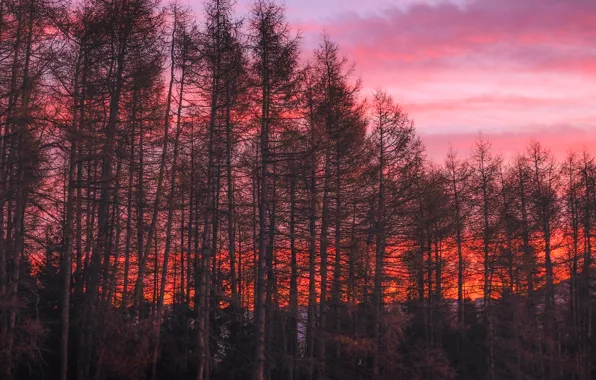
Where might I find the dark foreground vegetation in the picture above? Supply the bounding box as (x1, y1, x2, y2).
(0, 0, 594, 379)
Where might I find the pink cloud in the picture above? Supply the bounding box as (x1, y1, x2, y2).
(291, 0, 596, 148)
(330, 0, 596, 56)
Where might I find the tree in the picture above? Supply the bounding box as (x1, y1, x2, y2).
(369, 89, 421, 377)
(470, 136, 502, 380)
(444, 147, 471, 326)
(247, 2, 299, 379)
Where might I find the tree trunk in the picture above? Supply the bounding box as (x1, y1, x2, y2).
(151, 44, 186, 379)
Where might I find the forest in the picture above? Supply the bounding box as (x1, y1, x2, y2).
(0, 0, 594, 379)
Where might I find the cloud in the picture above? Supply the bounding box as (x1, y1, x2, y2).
(290, 0, 596, 153)
(310, 0, 596, 70)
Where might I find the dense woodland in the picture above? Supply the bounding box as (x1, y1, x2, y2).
(0, 0, 594, 379)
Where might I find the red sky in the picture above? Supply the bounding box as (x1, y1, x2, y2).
(218, 0, 596, 161)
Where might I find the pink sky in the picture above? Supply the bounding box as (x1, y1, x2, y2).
(226, 0, 596, 161)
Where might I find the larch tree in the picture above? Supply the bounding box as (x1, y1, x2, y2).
(247, 2, 300, 379)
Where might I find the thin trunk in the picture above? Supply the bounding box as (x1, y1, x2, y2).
(581, 162, 592, 380)
(482, 174, 494, 380)
(288, 162, 298, 380)
(122, 89, 138, 309)
(306, 87, 317, 380)
(198, 44, 220, 380)
(133, 16, 178, 311)
(59, 47, 83, 380)
(451, 173, 464, 326)
(225, 86, 238, 342)
(332, 151, 342, 364)
(151, 52, 186, 379)
(254, 23, 270, 380)
(265, 162, 277, 380)
(373, 125, 384, 378)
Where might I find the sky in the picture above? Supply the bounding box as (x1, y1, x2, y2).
(221, 0, 596, 161)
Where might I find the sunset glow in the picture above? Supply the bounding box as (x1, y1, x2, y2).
(3, 0, 595, 379)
